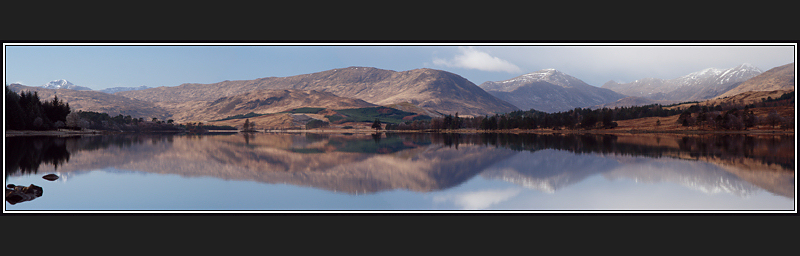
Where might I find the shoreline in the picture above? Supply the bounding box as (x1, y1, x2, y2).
(5, 129, 106, 137)
(7, 128, 793, 137)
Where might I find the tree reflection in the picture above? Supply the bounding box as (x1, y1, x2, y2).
(4, 134, 182, 176)
(5, 136, 71, 175)
(426, 133, 793, 170)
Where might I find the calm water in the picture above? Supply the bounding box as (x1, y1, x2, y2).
(4, 132, 795, 212)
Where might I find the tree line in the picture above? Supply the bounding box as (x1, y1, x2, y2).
(384, 104, 682, 131)
(383, 90, 794, 131)
(676, 91, 794, 130)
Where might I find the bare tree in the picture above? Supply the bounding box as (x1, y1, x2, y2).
(66, 111, 82, 129)
(766, 110, 784, 129)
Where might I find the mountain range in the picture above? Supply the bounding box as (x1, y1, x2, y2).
(8, 63, 794, 124)
(479, 69, 627, 113)
(601, 63, 763, 101)
(595, 62, 795, 109)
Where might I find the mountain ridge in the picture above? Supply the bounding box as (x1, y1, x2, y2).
(116, 66, 519, 117)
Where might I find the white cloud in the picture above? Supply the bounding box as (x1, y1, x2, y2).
(432, 46, 522, 73)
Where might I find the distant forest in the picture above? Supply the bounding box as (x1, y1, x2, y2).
(385, 91, 794, 131)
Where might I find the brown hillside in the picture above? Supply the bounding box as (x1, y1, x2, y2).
(614, 104, 793, 132)
(207, 113, 298, 130)
(166, 89, 376, 123)
(666, 89, 793, 110)
(116, 67, 519, 117)
(716, 62, 794, 98)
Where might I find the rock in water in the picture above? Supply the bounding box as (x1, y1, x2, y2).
(5, 184, 43, 205)
(43, 174, 59, 181)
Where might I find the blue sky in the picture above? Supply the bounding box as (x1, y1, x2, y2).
(3, 43, 795, 90)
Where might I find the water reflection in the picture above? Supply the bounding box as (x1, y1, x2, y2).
(5, 132, 795, 200)
(5, 136, 71, 175)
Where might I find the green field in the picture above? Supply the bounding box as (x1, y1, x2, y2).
(325, 106, 431, 124)
(212, 112, 267, 121)
(283, 107, 325, 114)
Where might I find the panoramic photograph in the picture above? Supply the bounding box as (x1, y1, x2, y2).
(3, 43, 796, 213)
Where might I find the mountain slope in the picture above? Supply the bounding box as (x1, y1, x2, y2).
(100, 85, 151, 94)
(167, 89, 378, 122)
(479, 69, 626, 113)
(602, 63, 763, 101)
(116, 67, 519, 117)
(716, 62, 794, 98)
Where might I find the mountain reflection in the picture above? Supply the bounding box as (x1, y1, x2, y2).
(5, 132, 794, 198)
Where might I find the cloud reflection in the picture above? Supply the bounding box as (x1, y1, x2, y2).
(433, 188, 522, 210)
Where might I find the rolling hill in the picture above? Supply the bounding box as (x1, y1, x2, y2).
(116, 67, 519, 117)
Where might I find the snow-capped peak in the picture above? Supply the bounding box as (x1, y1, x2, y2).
(44, 79, 74, 88)
(480, 68, 589, 92)
(40, 79, 92, 90)
(670, 63, 763, 88)
(515, 68, 580, 87)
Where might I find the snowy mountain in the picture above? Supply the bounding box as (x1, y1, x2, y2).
(601, 63, 763, 101)
(716, 62, 794, 98)
(480, 69, 588, 92)
(100, 85, 151, 94)
(40, 79, 93, 91)
(479, 69, 626, 113)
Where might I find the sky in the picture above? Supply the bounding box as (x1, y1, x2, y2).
(3, 43, 795, 90)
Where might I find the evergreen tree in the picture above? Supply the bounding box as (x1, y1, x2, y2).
(243, 118, 251, 131)
(5, 86, 26, 130)
(371, 118, 382, 130)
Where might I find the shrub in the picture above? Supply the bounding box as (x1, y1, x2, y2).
(306, 119, 330, 129)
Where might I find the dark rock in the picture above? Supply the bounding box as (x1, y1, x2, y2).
(5, 184, 43, 205)
(43, 174, 59, 181)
